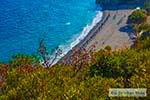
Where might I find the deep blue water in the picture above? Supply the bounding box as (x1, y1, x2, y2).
(0, 0, 102, 63)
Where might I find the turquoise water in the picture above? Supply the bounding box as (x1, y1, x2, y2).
(0, 0, 102, 63)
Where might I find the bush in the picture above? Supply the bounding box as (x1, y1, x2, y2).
(90, 49, 140, 78)
(10, 54, 38, 68)
(0, 36, 150, 99)
(128, 9, 147, 24)
(139, 23, 150, 32)
(104, 45, 112, 51)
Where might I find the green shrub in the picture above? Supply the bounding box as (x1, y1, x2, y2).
(128, 9, 147, 24)
(104, 45, 112, 51)
(0, 36, 150, 100)
(10, 54, 37, 68)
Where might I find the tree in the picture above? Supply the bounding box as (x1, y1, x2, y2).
(128, 9, 147, 24)
(10, 54, 35, 68)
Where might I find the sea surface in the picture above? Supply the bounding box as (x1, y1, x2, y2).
(0, 0, 102, 63)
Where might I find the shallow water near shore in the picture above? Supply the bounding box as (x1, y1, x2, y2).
(0, 0, 102, 63)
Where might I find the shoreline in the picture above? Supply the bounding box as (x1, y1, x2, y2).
(85, 9, 133, 51)
(58, 10, 110, 64)
(74, 10, 110, 49)
(58, 2, 145, 65)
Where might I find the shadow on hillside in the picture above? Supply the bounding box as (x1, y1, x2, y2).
(119, 25, 134, 40)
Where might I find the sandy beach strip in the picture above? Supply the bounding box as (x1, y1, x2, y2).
(59, 8, 136, 64)
(85, 9, 134, 51)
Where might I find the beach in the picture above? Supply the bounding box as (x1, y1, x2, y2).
(85, 9, 134, 51)
(58, 0, 146, 65)
(59, 6, 137, 64)
(77, 1, 145, 52)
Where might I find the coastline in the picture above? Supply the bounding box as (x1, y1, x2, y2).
(58, 9, 133, 64)
(85, 9, 134, 51)
(58, 2, 145, 65)
(73, 11, 110, 50)
(58, 10, 110, 64)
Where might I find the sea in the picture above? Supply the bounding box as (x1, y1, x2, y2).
(0, 0, 102, 63)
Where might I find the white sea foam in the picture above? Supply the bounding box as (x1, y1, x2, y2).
(65, 22, 71, 25)
(48, 11, 103, 66)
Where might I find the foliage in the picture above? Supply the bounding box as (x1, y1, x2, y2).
(10, 54, 39, 68)
(1, 6, 150, 99)
(128, 8, 150, 38)
(128, 9, 147, 25)
(141, 37, 150, 49)
(0, 36, 150, 99)
(104, 45, 112, 51)
(139, 23, 150, 32)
